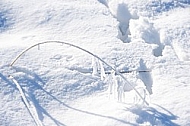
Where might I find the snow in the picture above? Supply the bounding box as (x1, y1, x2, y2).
(1, 0, 190, 126)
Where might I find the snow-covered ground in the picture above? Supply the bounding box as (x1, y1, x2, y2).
(0, 0, 190, 125)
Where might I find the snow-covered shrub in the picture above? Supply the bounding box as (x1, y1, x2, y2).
(92, 57, 99, 76)
(129, 16, 160, 45)
(99, 60, 106, 80)
(107, 71, 127, 102)
(105, 69, 150, 105)
(116, 3, 131, 42)
(91, 57, 106, 80)
(106, 70, 118, 99)
(107, 1, 132, 42)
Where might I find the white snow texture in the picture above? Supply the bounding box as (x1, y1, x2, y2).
(0, 0, 190, 126)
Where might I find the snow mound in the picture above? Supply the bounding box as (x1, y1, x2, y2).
(129, 17, 159, 44)
(129, 16, 164, 57)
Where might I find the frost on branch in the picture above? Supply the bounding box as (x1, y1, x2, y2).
(106, 70, 150, 105)
(92, 57, 99, 76)
(99, 60, 106, 80)
(91, 57, 106, 80)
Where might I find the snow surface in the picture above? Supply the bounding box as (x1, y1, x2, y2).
(1, 0, 190, 125)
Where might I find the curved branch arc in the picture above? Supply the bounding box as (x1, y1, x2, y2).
(9, 41, 149, 105)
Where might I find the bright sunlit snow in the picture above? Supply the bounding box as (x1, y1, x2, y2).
(0, 0, 190, 126)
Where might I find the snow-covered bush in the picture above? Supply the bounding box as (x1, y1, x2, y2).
(92, 57, 99, 76)
(106, 69, 149, 105)
(91, 57, 106, 80)
(129, 16, 160, 44)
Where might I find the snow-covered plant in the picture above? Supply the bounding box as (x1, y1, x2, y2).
(108, 70, 119, 100)
(91, 57, 106, 80)
(10, 41, 149, 106)
(117, 76, 125, 102)
(92, 56, 149, 104)
(99, 60, 106, 80)
(129, 16, 160, 44)
(133, 86, 149, 105)
(107, 70, 150, 105)
(107, 71, 127, 102)
(92, 57, 99, 76)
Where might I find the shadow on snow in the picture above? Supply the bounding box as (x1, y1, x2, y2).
(137, 59, 153, 95)
(0, 5, 13, 32)
(13, 66, 135, 125)
(0, 66, 179, 125)
(0, 66, 135, 125)
(0, 66, 65, 126)
(147, 0, 190, 14)
(127, 104, 179, 126)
